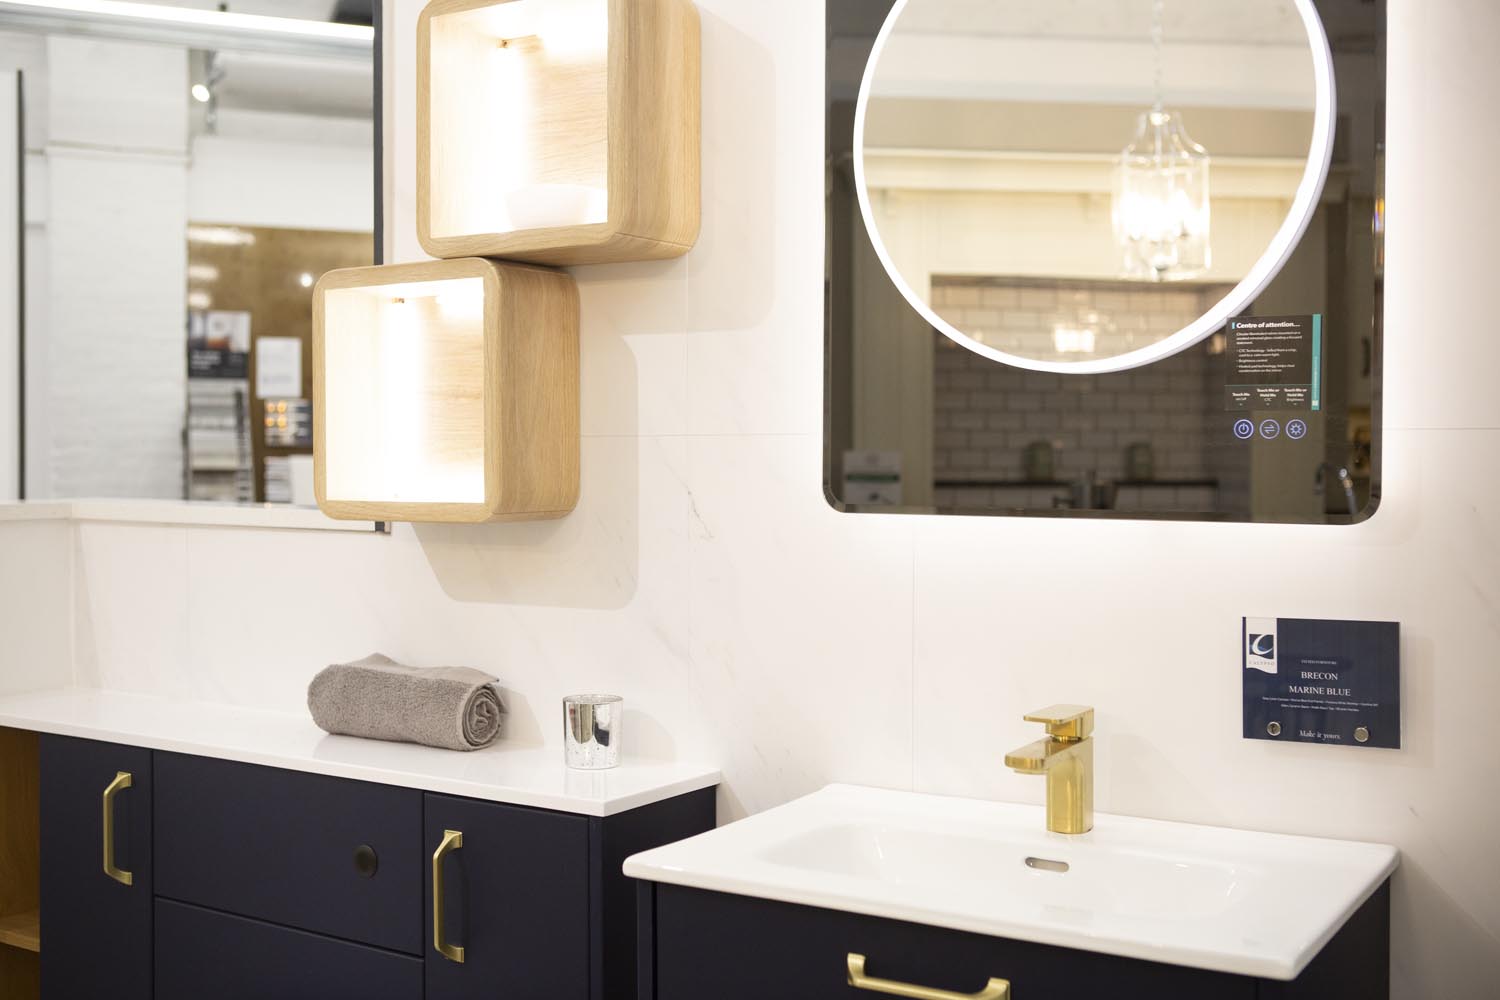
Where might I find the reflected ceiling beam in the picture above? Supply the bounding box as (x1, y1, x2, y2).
(862, 148, 1310, 201)
(864, 99, 1316, 160)
(212, 50, 374, 118)
(871, 34, 1315, 111)
(0, 0, 373, 60)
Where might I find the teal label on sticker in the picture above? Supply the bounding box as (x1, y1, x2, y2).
(1311, 314, 1322, 412)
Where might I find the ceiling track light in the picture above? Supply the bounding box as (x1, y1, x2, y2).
(0, 0, 373, 60)
(192, 49, 225, 132)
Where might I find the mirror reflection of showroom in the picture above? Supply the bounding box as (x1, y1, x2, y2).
(0, 0, 374, 508)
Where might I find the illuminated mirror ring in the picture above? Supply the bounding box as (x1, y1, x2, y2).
(852, 0, 1338, 375)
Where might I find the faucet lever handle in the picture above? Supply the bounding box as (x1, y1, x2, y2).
(1023, 705, 1094, 740)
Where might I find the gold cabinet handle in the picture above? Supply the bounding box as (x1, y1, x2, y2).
(432, 829, 465, 963)
(102, 771, 134, 886)
(847, 954, 1010, 1000)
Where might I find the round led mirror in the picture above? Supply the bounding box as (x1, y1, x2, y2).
(854, 0, 1336, 374)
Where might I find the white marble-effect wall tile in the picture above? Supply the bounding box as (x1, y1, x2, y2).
(1382, 0, 1500, 432)
(576, 259, 689, 437)
(685, 0, 825, 436)
(410, 435, 689, 617)
(686, 434, 916, 819)
(0, 520, 73, 693)
(175, 436, 703, 757)
(182, 525, 411, 713)
(73, 522, 189, 693)
(409, 435, 703, 757)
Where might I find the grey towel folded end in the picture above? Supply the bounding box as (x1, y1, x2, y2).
(308, 654, 504, 752)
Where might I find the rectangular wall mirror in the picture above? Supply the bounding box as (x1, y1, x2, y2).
(0, 0, 382, 528)
(825, 0, 1385, 524)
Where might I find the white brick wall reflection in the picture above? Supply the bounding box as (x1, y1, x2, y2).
(930, 278, 1242, 511)
(931, 278, 1224, 368)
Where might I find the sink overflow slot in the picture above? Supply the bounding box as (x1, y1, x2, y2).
(1024, 857, 1070, 874)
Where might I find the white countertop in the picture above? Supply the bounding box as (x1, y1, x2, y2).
(625, 784, 1398, 980)
(0, 688, 719, 817)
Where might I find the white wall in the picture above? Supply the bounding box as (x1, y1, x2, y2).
(0, 0, 1496, 995)
(0, 72, 19, 502)
(39, 37, 188, 500)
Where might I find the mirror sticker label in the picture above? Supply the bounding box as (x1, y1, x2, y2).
(1224, 315, 1323, 412)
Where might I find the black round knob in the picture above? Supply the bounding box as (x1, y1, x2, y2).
(354, 844, 379, 878)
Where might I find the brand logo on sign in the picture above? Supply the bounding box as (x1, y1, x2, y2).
(1245, 618, 1278, 674)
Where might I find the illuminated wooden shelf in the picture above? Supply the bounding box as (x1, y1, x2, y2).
(313, 258, 580, 524)
(417, 0, 700, 265)
(0, 911, 39, 953)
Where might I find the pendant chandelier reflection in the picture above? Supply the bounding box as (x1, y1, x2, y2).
(1114, 0, 1211, 282)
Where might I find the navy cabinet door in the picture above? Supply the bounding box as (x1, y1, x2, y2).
(425, 794, 590, 1000)
(39, 735, 152, 1000)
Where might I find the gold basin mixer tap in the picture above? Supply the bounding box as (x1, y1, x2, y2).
(1004, 705, 1094, 835)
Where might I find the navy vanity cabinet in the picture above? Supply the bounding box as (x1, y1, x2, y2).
(39, 735, 154, 1000)
(32, 736, 715, 1000)
(639, 882, 1391, 1000)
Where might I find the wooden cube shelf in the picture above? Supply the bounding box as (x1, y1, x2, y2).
(313, 258, 579, 523)
(417, 0, 700, 265)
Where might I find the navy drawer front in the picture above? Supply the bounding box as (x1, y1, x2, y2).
(155, 898, 423, 1000)
(650, 885, 1256, 1000)
(154, 752, 423, 955)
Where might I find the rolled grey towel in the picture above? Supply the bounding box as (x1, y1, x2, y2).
(308, 654, 504, 752)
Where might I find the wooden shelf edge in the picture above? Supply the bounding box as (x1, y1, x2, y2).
(0, 910, 39, 953)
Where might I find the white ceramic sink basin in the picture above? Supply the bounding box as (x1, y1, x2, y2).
(623, 784, 1398, 980)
